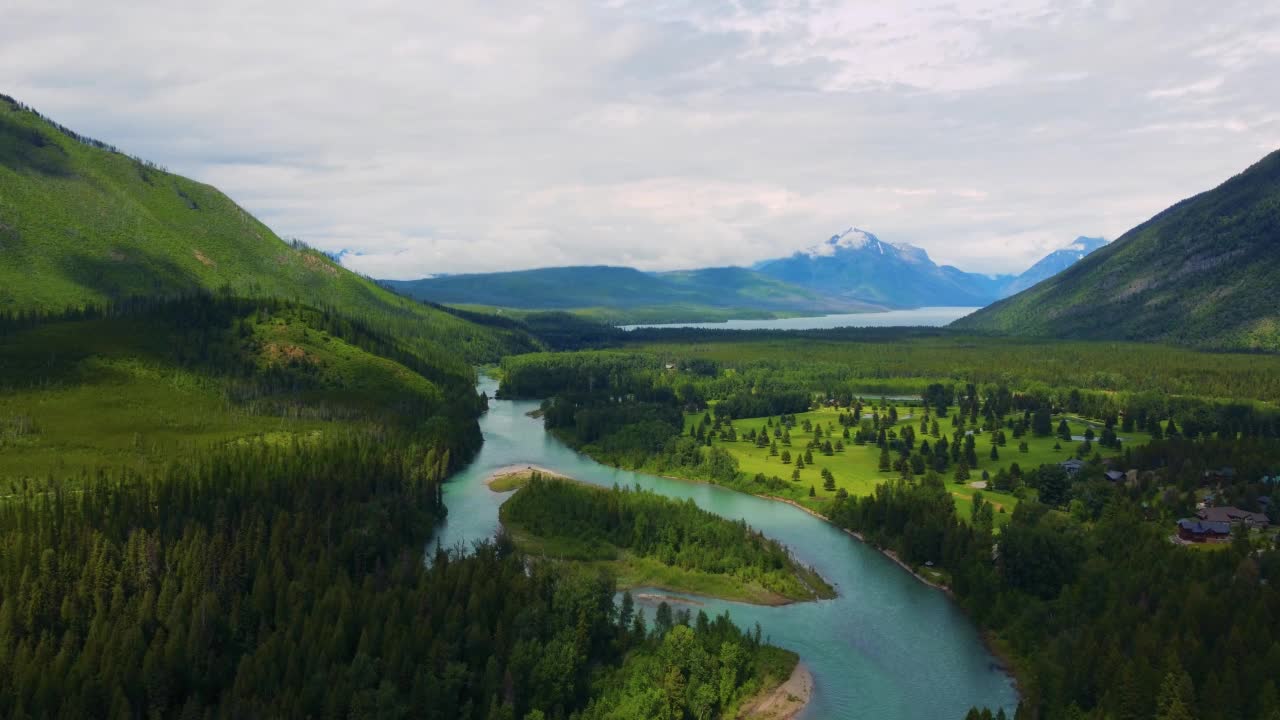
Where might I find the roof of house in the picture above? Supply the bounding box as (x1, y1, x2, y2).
(1104, 470, 1125, 481)
(1060, 458, 1086, 470)
(1198, 506, 1271, 525)
(1177, 518, 1232, 535)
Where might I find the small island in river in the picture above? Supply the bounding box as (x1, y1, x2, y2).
(495, 472, 835, 606)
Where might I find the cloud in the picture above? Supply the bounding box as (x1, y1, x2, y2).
(3, 0, 1279, 277)
(1147, 76, 1224, 99)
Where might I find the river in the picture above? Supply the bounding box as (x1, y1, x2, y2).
(619, 306, 981, 331)
(435, 376, 1018, 720)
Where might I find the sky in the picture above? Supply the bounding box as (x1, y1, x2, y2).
(3, 1, 1278, 279)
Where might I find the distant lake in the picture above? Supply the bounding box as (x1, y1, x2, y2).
(620, 306, 982, 331)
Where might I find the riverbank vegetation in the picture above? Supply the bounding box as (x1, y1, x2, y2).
(500, 475, 835, 605)
(0, 99, 809, 720)
(0, 433, 797, 719)
(499, 342, 1280, 720)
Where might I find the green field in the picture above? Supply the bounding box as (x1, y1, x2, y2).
(0, 303, 454, 481)
(684, 404, 1153, 523)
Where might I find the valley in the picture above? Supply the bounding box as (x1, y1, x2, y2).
(3, 33, 1280, 720)
(383, 231, 1111, 325)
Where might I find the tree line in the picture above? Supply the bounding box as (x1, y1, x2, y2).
(501, 477, 831, 601)
(0, 432, 795, 719)
(500, 350, 1280, 720)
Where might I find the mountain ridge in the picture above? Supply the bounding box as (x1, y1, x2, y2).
(384, 264, 886, 320)
(953, 148, 1280, 350)
(1001, 236, 1108, 295)
(385, 230, 1107, 316)
(0, 94, 534, 364)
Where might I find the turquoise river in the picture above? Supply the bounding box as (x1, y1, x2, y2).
(435, 377, 1018, 719)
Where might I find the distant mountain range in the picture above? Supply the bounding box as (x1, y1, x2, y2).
(382, 265, 885, 323)
(384, 231, 1108, 319)
(749, 228, 998, 307)
(954, 149, 1280, 350)
(991, 236, 1108, 296)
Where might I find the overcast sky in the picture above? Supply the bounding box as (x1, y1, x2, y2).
(4, 1, 1278, 278)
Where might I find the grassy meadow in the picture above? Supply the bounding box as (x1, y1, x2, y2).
(0, 306, 452, 482)
(683, 403, 1153, 524)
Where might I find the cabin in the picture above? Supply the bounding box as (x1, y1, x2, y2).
(1176, 518, 1232, 543)
(1197, 506, 1271, 530)
(1104, 470, 1126, 483)
(1060, 458, 1086, 476)
(1203, 466, 1237, 483)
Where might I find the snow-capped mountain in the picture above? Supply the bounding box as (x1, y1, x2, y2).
(1000, 236, 1109, 296)
(754, 228, 1002, 307)
(753, 229, 1108, 308)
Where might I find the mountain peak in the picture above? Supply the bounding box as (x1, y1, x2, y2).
(800, 227, 933, 262)
(804, 227, 878, 257)
(1063, 236, 1108, 253)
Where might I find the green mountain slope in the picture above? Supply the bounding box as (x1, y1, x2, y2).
(0, 95, 533, 364)
(0, 296, 485, 480)
(384, 264, 882, 321)
(954, 149, 1280, 350)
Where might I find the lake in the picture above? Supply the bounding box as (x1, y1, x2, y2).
(620, 306, 982, 331)
(434, 376, 1018, 720)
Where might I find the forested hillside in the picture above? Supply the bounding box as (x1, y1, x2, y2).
(0, 94, 533, 363)
(955, 149, 1280, 350)
(0, 97, 805, 720)
(0, 435, 795, 719)
(0, 295, 489, 479)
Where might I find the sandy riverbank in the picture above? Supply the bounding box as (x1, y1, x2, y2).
(739, 662, 813, 720)
(635, 592, 706, 607)
(484, 465, 570, 491)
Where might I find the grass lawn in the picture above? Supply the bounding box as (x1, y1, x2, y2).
(684, 404, 1153, 523)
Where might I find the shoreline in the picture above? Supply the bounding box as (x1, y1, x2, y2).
(635, 592, 706, 607)
(509, 443, 1023, 702)
(757, 494, 954, 595)
(484, 464, 570, 491)
(755, 492, 1024, 697)
(739, 662, 813, 720)
(633, 470, 1023, 697)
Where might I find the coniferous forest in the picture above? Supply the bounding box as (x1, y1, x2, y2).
(6, 32, 1280, 720)
(500, 348, 1280, 720)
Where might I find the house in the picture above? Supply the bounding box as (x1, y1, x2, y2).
(1060, 458, 1086, 476)
(1177, 518, 1232, 543)
(1198, 506, 1271, 529)
(1203, 466, 1237, 483)
(1104, 470, 1126, 483)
